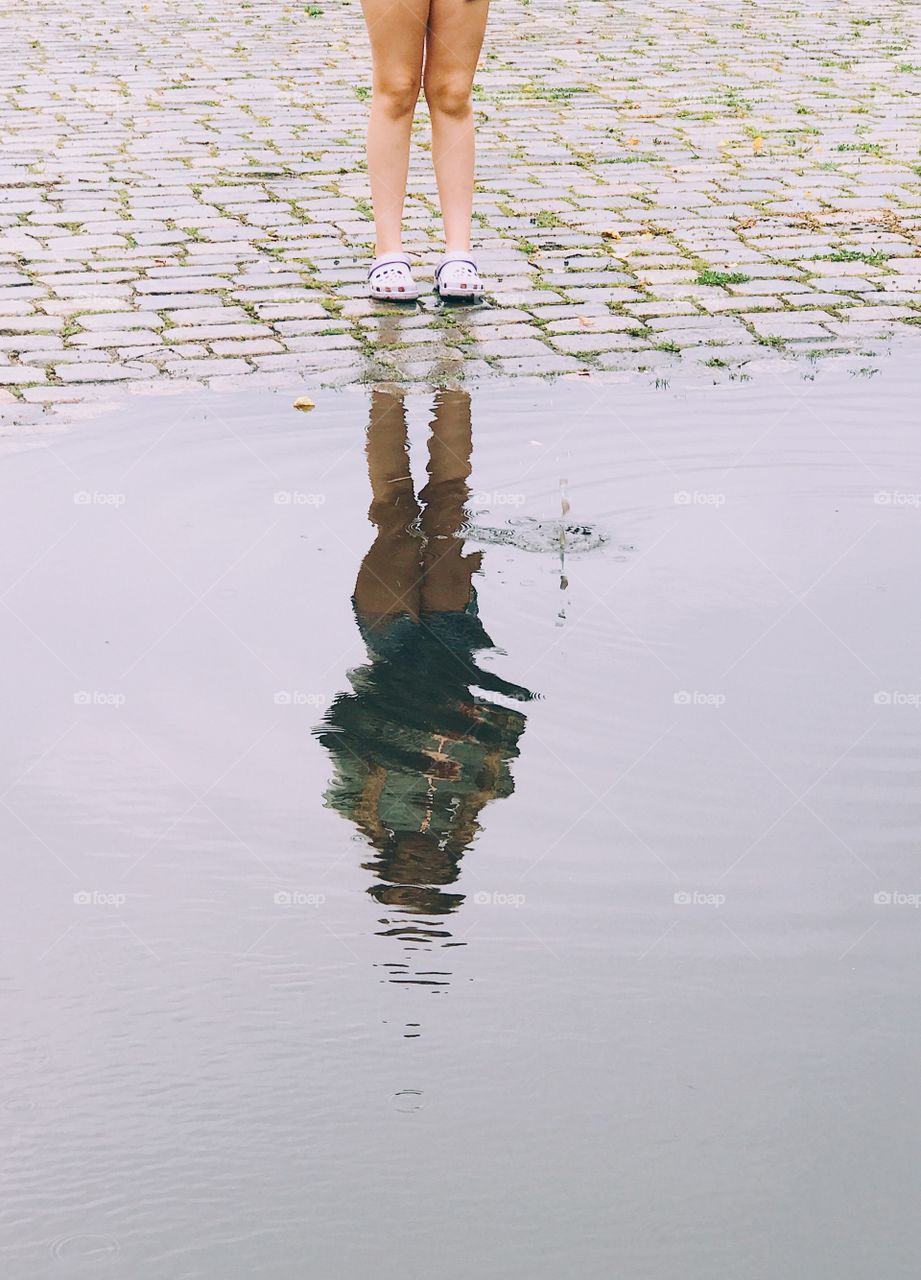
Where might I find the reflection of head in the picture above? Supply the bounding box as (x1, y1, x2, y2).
(315, 389, 532, 953)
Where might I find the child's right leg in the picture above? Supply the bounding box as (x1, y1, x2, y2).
(360, 0, 430, 256)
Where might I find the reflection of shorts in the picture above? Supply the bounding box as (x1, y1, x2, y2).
(354, 588, 492, 661)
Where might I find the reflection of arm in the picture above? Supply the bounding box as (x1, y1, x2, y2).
(446, 747, 508, 854)
(354, 527, 423, 620)
(353, 763, 388, 846)
(419, 542, 480, 614)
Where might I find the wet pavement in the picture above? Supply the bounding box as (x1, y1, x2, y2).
(2, 358, 920, 1277)
(2, 0, 921, 422)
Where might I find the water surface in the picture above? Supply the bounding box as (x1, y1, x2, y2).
(2, 361, 920, 1278)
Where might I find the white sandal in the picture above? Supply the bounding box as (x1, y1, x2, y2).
(434, 252, 484, 300)
(367, 252, 419, 301)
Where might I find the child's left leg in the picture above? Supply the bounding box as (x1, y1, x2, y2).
(423, 0, 490, 254)
(360, 0, 429, 256)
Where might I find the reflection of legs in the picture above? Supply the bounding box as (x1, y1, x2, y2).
(354, 390, 423, 620)
(419, 389, 481, 613)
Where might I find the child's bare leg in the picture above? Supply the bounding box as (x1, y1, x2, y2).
(360, 0, 430, 255)
(423, 0, 490, 252)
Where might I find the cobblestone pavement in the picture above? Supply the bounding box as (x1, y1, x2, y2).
(1, 0, 920, 419)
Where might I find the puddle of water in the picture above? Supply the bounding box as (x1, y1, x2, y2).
(1, 361, 920, 1278)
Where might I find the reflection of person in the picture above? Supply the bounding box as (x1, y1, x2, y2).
(315, 388, 531, 944)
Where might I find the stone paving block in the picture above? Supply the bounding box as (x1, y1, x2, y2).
(159, 306, 251, 326)
(284, 335, 360, 353)
(69, 331, 164, 348)
(56, 363, 158, 382)
(465, 324, 546, 344)
(254, 351, 366, 372)
(823, 321, 903, 340)
(0, 289, 48, 307)
(749, 315, 833, 340)
(77, 312, 164, 331)
(208, 339, 286, 356)
(846, 305, 917, 321)
(161, 358, 253, 377)
(494, 353, 584, 375)
(0, 401, 43, 421)
(32, 349, 112, 364)
(144, 294, 229, 311)
(0, 315, 63, 333)
(42, 299, 134, 316)
(550, 334, 647, 355)
(627, 301, 698, 318)
(700, 296, 783, 314)
(254, 303, 330, 321)
(0, 366, 46, 385)
(728, 280, 813, 296)
(647, 315, 748, 338)
(165, 324, 273, 343)
(135, 276, 230, 295)
(544, 315, 638, 335)
(475, 338, 556, 359)
(528, 304, 610, 321)
(783, 293, 854, 309)
(22, 387, 94, 403)
(0, 302, 37, 316)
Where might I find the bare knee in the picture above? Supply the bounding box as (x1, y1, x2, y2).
(373, 74, 421, 119)
(423, 75, 473, 119)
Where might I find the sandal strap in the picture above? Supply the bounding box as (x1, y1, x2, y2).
(435, 254, 478, 281)
(369, 252, 411, 279)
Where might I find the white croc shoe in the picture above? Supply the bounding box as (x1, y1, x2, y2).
(434, 252, 484, 300)
(368, 252, 419, 301)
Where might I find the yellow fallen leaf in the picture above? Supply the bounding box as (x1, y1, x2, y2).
(627, 137, 640, 146)
(601, 228, 621, 240)
(752, 136, 764, 154)
(293, 396, 315, 411)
